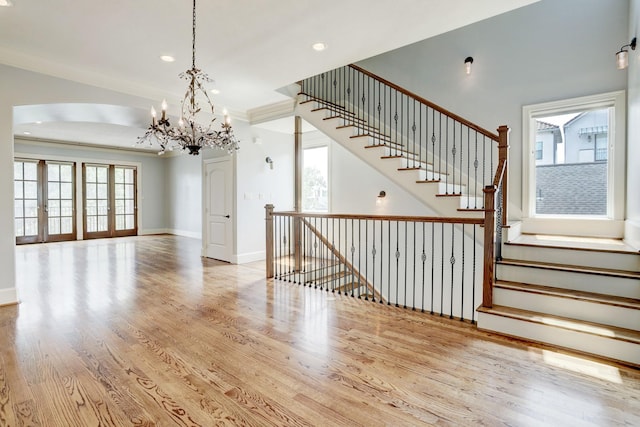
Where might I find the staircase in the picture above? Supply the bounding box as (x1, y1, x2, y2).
(289, 64, 640, 366)
(478, 229, 640, 365)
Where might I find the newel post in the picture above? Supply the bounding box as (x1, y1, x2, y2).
(497, 125, 510, 227)
(482, 186, 496, 308)
(265, 204, 274, 279)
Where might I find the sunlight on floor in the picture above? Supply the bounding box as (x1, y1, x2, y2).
(529, 348, 622, 384)
(533, 234, 625, 246)
(533, 315, 616, 337)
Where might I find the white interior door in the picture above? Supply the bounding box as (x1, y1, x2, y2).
(204, 159, 232, 262)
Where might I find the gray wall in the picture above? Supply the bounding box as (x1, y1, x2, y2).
(165, 154, 202, 237)
(357, 0, 629, 220)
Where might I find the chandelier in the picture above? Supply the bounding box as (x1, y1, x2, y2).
(137, 0, 239, 156)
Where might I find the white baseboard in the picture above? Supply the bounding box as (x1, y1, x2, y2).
(139, 228, 170, 235)
(0, 287, 18, 306)
(167, 229, 202, 239)
(139, 228, 202, 239)
(624, 219, 640, 250)
(232, 251, 265, 264)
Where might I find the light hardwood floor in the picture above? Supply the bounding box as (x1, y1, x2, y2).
(1, 235, 639, 426)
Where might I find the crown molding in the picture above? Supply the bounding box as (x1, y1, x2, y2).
(247, 99, 296, 125)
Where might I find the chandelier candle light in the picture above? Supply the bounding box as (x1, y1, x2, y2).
(138, 0, 239, 155)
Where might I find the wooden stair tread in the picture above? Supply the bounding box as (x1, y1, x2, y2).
(498, 258, 640, 279)
(478, 305, 640, 344)
(506, 234, 640, 256)
(457, 208, 485, 212)
(495, 280, 640, 309)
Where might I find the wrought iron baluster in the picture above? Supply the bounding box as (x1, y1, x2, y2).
(430, 222, 435, 315)
(450, 223, 455, 319)
(461, 223, 465, 321)
(440, 222, 444, 316)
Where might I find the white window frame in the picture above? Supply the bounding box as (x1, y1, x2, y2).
(522, 91, 626, 238)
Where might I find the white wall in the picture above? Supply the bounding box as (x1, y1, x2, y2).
(14, 139, 167, 234)
(626, 0, 640, 248)
(205, 119, 295, 263)
(357, 0, 629, 221)
(165, 154, 202, 238)
(0, 64, 160, 305)
(328, 136, 436, 216)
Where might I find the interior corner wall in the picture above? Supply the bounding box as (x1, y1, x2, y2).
(626, 0, 640, 248)
(165, 154, 202, 238)
(230, 120, 295, 263)
(357, 0, 629, 221)
(0, 64, 159, 304)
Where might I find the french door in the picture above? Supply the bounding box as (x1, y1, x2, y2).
(14, 159, 76, 244)
(83, 164, 137, 239)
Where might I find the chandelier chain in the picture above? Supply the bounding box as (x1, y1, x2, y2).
(192, 0, 196, 70)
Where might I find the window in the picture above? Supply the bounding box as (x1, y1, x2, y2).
(535, 141, 543, 160)
(523, 91, 626, 236)
(302, 146, 328, 212)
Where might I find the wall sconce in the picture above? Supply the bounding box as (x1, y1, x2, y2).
(464, 57, 474, 75)
(376, 190, 386, 205)
(616, 37, 636, 69)
(265, 157, 274, 169)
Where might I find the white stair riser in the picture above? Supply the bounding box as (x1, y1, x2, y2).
(478, 311, 640, 366)
(496, 264, 640, 299)
(501, 244, 640, 272)
(494, 287, 640, 330)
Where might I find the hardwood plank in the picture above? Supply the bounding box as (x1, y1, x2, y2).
(0, 235, 637, 426)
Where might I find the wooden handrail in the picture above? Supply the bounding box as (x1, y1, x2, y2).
(349, 64, 499, 141)
(300, 218, 384, 303)
(273, 211, 483, 225)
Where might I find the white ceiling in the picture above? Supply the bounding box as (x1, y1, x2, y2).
(1, 0, 537, 147)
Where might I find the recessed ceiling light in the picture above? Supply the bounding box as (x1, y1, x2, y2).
(211, 89, 220, 95)
(312, 42, 327, 52)
(35, 121, 42, 124)
(0, 0, 13, 7)
(160, 55, 175, 63)
(23, 131, 31, 135)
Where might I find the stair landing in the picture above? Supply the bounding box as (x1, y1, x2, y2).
(506, 233, 639, 254)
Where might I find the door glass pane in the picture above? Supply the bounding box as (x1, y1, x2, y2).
(14, 181, 23, 199)
(61, 217, 73, 234)
(24, 181, 38, 199)
(25, 218, 38, 236)
(14, 162, 23, 180)
(534, 108, 609, 216)
(24, 162, 37, 180)
(60, 164, 72, 182)
(48, 217, 60, 235)
(48, 182, 60, 199)
(15, 218, 24, 237)
(48, 164, 60, 181)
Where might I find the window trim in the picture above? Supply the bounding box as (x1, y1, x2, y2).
(522, 91, 626, 237)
